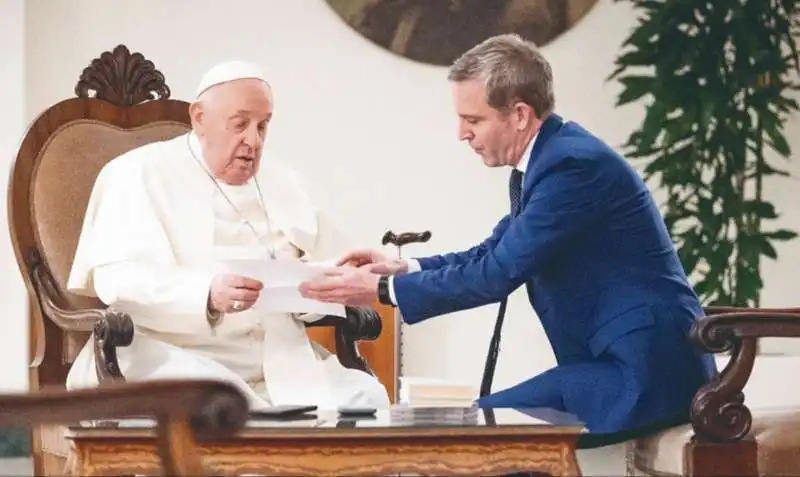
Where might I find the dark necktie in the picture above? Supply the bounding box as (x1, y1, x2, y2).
(479, 168, 524, 398)
(509, 169, 523, 216)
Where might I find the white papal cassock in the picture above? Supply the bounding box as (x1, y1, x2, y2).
(66, 132, 390, 410)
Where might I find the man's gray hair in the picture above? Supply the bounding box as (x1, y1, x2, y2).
(448, 34, 554, 117)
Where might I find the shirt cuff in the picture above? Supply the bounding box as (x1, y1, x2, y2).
(388, 276, 398, 306)
(406, 258, 421, 272)
(388, 260, 419, 307)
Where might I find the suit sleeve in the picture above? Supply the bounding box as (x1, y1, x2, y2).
(393, 158, 608, 324)
(415, 216, 512, 269)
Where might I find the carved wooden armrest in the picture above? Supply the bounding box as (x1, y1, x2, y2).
(93, 310, 135, 383)
(38, 295, 133, 386)
(0, 379, 249, 476)
(689, 307, 800, 442)
(28, 249, 103, 332)
(27, 248, 134, 384)
(305, 306, 382, 373)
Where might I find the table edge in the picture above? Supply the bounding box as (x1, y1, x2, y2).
(66, 424, 587, 441)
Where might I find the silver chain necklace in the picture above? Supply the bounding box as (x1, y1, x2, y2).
(187, 134, 277, 259)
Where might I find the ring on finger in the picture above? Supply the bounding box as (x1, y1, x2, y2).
(233, 300, 243, 310)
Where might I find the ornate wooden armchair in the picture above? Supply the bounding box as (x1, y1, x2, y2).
(627, 306, 800, 476)
(0, 379, 249, 476)
(6, 44, 398, 476)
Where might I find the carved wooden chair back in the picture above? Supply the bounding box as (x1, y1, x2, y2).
(7, 45, 194, 475)
(8, 44, 401, 476)
(8, 45, 191, 391)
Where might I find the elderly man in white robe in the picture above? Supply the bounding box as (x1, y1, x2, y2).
(65, 61, 390, 411)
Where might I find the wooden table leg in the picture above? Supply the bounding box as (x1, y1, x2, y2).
(65, 445, 79, 476)
(527, 445, 582, 477)
(69, 445, 107, 477)
(562, 448, 582, 477)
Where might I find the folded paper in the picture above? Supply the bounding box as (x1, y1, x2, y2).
(220, 258, 346, 317)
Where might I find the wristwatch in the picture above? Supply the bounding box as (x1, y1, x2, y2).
(377, 275, 395, 307)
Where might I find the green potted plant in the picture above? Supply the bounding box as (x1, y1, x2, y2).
(609, 0, 800, 307)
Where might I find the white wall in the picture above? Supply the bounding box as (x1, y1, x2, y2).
(6, 0, 800, 473)
(17, 0, 800, 384)
(0, 0, 29, 392)
(28, 0, 800, 380)
(20, 0, 649, 394)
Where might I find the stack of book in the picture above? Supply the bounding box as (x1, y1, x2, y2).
(392, 377, 480, 425)
(397, 376, 478, 407)
(390, 403, 479, 426)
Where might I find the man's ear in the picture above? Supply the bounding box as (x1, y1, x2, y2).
(512, 101, 535, 131)
(189, 101, 204, 133)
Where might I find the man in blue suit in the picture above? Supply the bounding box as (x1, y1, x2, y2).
(299, 33, 716, 445)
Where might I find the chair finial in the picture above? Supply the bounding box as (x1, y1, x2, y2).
(75, 44, 171, 106)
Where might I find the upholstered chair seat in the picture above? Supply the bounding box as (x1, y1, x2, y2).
(628, 407, 800, 476)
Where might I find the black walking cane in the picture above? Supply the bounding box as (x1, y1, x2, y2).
(380, 229, 431, 402)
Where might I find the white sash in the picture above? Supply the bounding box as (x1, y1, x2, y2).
(213, 245, 336, 408)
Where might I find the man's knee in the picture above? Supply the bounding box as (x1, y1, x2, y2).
(476, 391, 508, 408)
(477, 372, 564, 410)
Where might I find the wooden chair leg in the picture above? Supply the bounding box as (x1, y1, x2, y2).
(42, 451, 68, 476)
(29, 423, 44, 477)
(684, 437, 758, 477)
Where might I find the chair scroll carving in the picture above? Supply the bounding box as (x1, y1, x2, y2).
(331, 306, 382, 372)
(74, 44, 171, 106)
(689, 306, 800, 442)
(26, 245, 134, 385)
(92, 311, 134, 384)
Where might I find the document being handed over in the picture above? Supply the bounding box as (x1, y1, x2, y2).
(220, 258, 346, 318)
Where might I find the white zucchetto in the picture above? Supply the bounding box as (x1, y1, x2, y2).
(195, 60, 268, 98)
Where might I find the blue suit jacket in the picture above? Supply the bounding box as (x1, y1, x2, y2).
(393, 114, 717, 436)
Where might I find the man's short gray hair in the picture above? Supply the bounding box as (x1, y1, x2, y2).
(448, 34, 554, 117)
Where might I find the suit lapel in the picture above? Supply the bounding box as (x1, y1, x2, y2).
(521, 113, 565, 204)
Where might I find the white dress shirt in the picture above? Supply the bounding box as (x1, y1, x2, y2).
(386, 133, 538, 306)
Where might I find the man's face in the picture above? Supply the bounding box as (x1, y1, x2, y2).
(452, 79, 521, 168)
(191, 78, 274, 185)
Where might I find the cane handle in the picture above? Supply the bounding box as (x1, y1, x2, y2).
(381, 230, 432, 247)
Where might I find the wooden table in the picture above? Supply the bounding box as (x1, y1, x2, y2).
(66, 406, 586, 476)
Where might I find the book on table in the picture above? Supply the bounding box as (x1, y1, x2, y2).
(398, 376, 478, 407)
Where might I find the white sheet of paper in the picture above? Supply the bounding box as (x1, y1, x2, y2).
(220, 258, 346, 317)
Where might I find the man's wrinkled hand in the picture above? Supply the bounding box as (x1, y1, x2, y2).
(298, 267, 380, 307)
(209, 274, 263, 313)
(360, 259, 408, 275)
(336, 249, 409, 276)
(336, 249, 389, 267)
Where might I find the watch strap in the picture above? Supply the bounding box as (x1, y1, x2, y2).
(377, 275, 394, 307)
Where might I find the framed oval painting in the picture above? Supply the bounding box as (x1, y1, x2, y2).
(325, 0, 601, 66)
